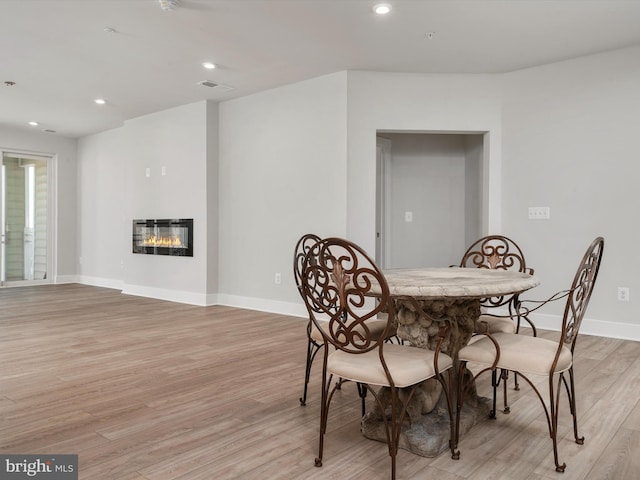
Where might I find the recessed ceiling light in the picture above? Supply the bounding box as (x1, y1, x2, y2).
(94, 98, 106, 105)
(202, 62, 216, 70)
(373, 3, 392, 15)
(28, 121, 39, 126)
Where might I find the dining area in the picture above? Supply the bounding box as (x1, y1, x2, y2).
(294, 234, 605, 479)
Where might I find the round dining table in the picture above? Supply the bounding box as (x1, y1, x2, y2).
(363, 266, 540, 457)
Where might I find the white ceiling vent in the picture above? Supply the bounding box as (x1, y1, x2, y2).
(198, 80, 234, 92)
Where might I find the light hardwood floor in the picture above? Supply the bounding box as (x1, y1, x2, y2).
(1, 284, 639, 479)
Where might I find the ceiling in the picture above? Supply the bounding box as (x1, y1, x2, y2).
(2, 0, 640, 139)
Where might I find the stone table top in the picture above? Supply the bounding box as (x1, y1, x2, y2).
(378, 267, 540, 299)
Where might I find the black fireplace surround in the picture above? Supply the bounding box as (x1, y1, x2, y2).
(132, 219, 193, 256)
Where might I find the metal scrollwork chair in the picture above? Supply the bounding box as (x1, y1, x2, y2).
(299, 237, 456, 480)
(458, 234, 535, 415)
(294, 233, 324, 406)
(294, 233, 389, 409)
(459, 235, 536, 335)
(455, 237, 604, 473)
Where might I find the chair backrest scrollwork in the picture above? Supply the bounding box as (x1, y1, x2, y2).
(561, 237, 604, 352)
(294, 233, 334, 316)
(459, 235, 533, 309)
(300, 237, 393, 354)
(460, 235, 531, 273)
(293, 233, 321, 292)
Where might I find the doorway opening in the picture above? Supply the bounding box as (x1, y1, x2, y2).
(376, 131, 485, 269)
(1, 151, 54, 286)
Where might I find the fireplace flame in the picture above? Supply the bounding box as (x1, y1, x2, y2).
(142, 234, 183, 248)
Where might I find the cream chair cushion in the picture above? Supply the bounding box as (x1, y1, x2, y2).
(311, 318, 389, 343)
(327, 344, 453, 388)
(460, 332, 573, 376)
(475, 314, 517, 334)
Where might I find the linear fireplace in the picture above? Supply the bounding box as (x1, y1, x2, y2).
(132, 219, 193, 256)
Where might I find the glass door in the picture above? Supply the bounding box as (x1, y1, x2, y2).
(1, 152, 52, 286)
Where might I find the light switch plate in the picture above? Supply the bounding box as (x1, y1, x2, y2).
(528, 206, 550, 219)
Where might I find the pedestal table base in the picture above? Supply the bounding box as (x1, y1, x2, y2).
(361, 296, 490, 457)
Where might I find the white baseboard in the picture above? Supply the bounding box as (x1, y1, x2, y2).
(205, 293, 219, 306)
(122, 283, 210, 306)
(54, 274, 79, 284)
(77, 276, 215, 306)
(528, 311, 640, 342)
(216, 293, 307, 318)
(76, 275, 123, 290)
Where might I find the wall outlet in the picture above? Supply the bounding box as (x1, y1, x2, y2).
(528, 206, 550, 219)
(405, 211, 413, 222)
(275, 273, 282, 285)
(618, 287, 630, 302)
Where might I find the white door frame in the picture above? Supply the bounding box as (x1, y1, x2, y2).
(376, 137, 392, 269)
(0, 149, 56, 287)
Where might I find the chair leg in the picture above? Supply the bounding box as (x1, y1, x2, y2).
(490, 370, 498, 419)
(440, 368, 460, 460)
(567, 367, 585, 445)
(382, 387, 398, 480)
(512, 316, 523, 393)
(501, 369, 511, 414)
(548, 373, 566, 473)
(490, 369, 512, 416)
(356, 382, 367, 417)
(454, 360, 469, 453)
(390, 451, 397, 480)
(300, 338, 322, 406)
(315, 371, 333, 468)
(385, 385, 413, 480)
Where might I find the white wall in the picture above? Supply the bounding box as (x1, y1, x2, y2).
(206, 101, 219, 302)
(217, 72, 348, 315)
(76, 126, 125, 288)
(0, 126, 77, 280)
(501, 45, 640, 339)
(77, 101, 216, 304)
(464, 135, 482, 248)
